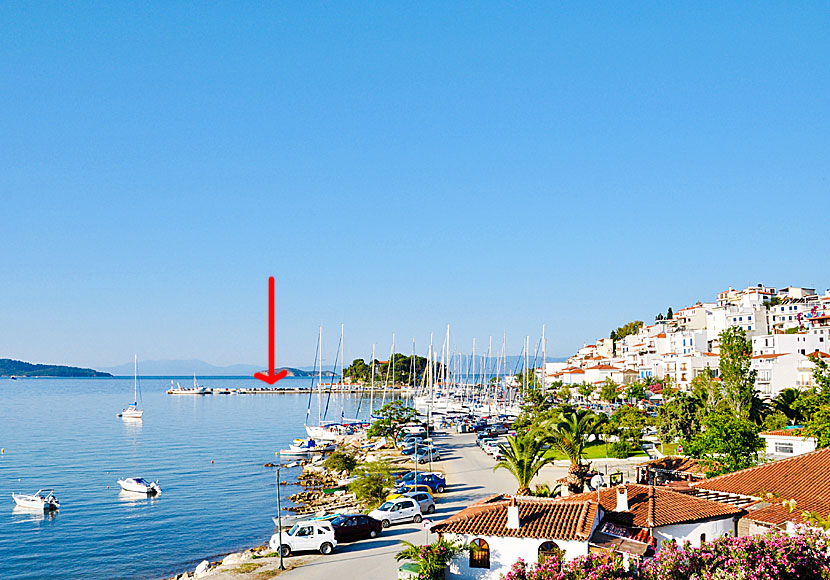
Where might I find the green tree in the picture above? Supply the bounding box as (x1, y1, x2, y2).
(610, 405, 646, 449)
(324, 451, 357, 474)
(666, 307, 673, 320)
(349, 460, 394, 509)
(557, 383, 572, 402)
(690, 368, 721, 415)
(794, 354, 830, 447)
(600, 379, 619, 403)
(613, 321, 644, 341)
(774, 388, 804, 424)
(578, 382, 595, 402)
(344, 358, 371, 382)
(625, 381, 647, 403)
(656, 391, 701, 442)
(366, 400, 418, 438)
(545, 409, 604, 493)
(494, 429, 555, 495)
(719, 327, 758, 419)
(684, 410, 763, 476)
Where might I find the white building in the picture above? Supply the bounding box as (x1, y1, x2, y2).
(433, 487, 743, 580)
(759, 429, 817, 458)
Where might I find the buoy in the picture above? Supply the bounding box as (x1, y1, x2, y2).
(211, 460, 214, 464)
(275, 451, 279, 457)
(1, 448, 4, 454)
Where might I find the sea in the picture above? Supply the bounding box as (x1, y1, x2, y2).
(0, 377, 393, 580)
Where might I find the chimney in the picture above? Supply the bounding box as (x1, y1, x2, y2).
(615, 486, 629, 512)
(506, 497, 520, 529)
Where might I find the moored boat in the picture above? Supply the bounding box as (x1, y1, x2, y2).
(12, 490, 60, 510)
(117, 477, 161, 495)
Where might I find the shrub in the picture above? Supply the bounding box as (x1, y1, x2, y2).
(395, 538, 467, 580)
(323, 451, 357, 474)
(609, 441, 630, 459)
(348, 460, 393, 509)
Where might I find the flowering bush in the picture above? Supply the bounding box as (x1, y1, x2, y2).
(639, 528, 830, 580)
(501, 529, 830, 580)
(502, 551, 630, 580)
(396, 538, 467, 580)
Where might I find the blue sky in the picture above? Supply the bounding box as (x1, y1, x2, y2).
(1, 3, 828, 369)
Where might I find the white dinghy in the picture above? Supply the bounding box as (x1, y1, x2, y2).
(117, 477, 161, 495)
(12, 490, 60, 510)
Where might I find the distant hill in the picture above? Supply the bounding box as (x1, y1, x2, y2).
(0, 359, 112, 377)
(100, 359, 338, 377)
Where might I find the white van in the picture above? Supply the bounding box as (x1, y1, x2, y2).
(269, 520, 337, 556)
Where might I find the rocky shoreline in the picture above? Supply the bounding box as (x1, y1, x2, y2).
(160, 434, 414, 580)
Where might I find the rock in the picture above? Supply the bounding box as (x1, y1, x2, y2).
(221, 552, 252, 566)
(194, 560, 210, 578)
(179, 574, 191, 580)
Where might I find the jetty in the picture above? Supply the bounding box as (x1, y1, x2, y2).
(166, 387, 402, 395)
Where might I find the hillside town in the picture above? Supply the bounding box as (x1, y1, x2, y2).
(546, 284, 830, 398)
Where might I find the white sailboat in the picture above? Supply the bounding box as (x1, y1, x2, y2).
(118, 355, 144, 419)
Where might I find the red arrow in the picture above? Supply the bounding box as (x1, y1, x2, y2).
(254, 276, 288, 385)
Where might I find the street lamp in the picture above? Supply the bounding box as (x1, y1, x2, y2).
(275, 465, 286, 570)
(424, 437, 433, 473)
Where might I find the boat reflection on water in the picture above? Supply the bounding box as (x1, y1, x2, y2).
(117, 490, 160, 506)
(12, 505, 59, 523)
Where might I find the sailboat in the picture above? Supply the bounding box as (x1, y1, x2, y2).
(118, 355, 144, 419)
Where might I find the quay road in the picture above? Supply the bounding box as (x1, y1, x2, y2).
(276, 431, 517, 580)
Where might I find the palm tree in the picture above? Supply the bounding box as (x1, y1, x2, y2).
(774, 388, 804, 424)
(546, 409, 604, 494)
(493, 429, 553, 495)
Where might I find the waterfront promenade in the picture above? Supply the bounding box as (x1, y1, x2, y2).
(200, 431, 648, 580)
(203, 431, 517, 579)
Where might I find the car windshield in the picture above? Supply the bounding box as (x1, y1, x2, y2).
(378, 501, 395, 511)
(287, 524, 300, 536)
(331, 516, 346, 526)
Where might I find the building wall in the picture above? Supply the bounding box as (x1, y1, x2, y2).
(760, 433, 817, 457)
(652, 517, 736, 549)
(443, 534, 589, 580)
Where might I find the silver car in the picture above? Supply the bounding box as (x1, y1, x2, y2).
(403, 490, 435, 514)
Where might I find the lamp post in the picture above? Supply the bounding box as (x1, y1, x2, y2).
(425, 437, 433, 473)
(275, 465, 286, 570)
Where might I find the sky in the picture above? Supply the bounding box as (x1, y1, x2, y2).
(1, 3, 829, 370)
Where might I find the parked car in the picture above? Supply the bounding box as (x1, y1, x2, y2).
(368, 498, 422, 528)
(478, 437, 497, 449)
(330, 514, 382, 542)
(403, 490, 435, 514)
(414, 448, 442, 464)
(489, 424, 509, 435)
(387, 484, 435, 500)
(269, 520, 337, 556)
(394, 471, 446, 493)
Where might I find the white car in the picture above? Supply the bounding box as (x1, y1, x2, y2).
(269, 520, 337, 556)
(368, 497, 423, 528)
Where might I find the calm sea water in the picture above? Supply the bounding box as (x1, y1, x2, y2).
(0, 377, 393, 580)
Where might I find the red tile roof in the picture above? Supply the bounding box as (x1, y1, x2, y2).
(561, 485, 741, 528)
(431, 494, 598, 541)
(691, 447, 830, 523)
(751, 354, 788, 360)
(586, 364, 621, 371)
(759, 429, 808, 437)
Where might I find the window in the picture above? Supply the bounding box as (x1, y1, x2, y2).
(775, 442, 794, 454)
(538, 541, 563, 563)
(700, 533, 706, 545)
(470, 538, 490, 569)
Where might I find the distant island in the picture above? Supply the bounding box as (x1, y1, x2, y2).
(100, 358, 340, 377)
(276, 367, 338, 378)
(0, 358, 112, 377)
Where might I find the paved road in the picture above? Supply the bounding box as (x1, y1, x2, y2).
(274, 431, 517, 580)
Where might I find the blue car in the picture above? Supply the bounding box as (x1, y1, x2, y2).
(395, 471, 446, 493)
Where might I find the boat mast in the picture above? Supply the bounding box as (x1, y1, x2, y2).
(542, 324, 546, 393)
(471, 338, 475, 408)
(525, 335, 529, 399)
(340, 323, 345, 422)
(370, 343, 375, 418)
(134, 354, 138, 405)
(318, 326, 323, 427)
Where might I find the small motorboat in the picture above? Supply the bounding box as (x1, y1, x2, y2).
(12, 490, 60, 510)
(117, 477, 161, 495)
